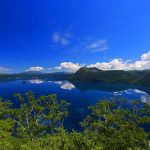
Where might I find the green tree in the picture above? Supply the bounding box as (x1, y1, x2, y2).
(0, 99, 21, 149)
(12, 91, 69, 140)
(81, 100, 150, 150)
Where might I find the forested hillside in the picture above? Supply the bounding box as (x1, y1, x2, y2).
(70, 67, 150, 85)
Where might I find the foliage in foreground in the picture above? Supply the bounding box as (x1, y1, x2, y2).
(0, 92, 150, 150)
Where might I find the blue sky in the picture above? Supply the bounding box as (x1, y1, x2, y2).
(0, 0, 150, 73)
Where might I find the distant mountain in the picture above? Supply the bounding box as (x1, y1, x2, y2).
(20, 71, 44, 75)
(69, 67, 150, 85)
(0, 71, 73, 81)
(51, 72, 73, 74)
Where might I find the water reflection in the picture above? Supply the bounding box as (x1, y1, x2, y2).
(113, 89, 146, 96)
(50, 81, 75, 90)
(61, 82, 75, 90)
(53, 81, 63, 85)
(141, 95, 150, 104)
(28, 79, 150, 104)
(29, 79, 45, 84)
(113, 89, 150, 104)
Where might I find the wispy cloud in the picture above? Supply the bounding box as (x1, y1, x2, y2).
(52, 32, 70, 46)
(70, 37, 108, 53)
(51, 29, 108, 53)
(86, 39, 108, 52)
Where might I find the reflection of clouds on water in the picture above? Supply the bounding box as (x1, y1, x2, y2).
(114, 89, 135, 95)
(53, 81, 63, 85)
(141, 95, 150, 104)
(28, 80, 150, 103)
(133, 89, 146, 94)
(113, 89, 150, 104)
(61, 82, 75, 90)
(29, 79, 44, 84)
(47, 80, 75, 90)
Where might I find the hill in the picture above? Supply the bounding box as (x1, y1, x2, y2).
(69, 67, 150, 85)
(19, 71, 44, 75)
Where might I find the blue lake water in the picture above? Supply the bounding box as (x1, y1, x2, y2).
(0, 79, 150, 131)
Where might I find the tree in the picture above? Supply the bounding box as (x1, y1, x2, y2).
(0, 98, 21, 149)
(11, 91, 69, 140)
(81, 100, 150, 150)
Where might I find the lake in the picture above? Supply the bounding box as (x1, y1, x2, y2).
(0, 79, 150, 131)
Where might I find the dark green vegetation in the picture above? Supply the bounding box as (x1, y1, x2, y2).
(0, 92, 150, 150)
(70, 67, 150, 85)
(1, 67, 150, 85)
(0, 72, 72, 81)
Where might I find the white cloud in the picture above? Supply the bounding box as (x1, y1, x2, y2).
(26, 66, 45, 72)
(52, 32, 70, 46)
(87, 39, 108, 52)
(54, 51, 150, 71)
(87, 59, 130, 70)
(141, 51, 150, 61)
(0, 66, 10, 72)
(87, 51, 150, 70)
(88, 59, 122, 70)
(54, 62, 84, 72)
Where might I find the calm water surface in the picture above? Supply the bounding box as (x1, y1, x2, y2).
(0, 79, 150, 131)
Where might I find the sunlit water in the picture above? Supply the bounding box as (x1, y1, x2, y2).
(0, 79, 150, 131)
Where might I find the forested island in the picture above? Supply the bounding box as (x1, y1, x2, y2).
(0, 67, 150, 85)
(0, 92, 150, 150)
